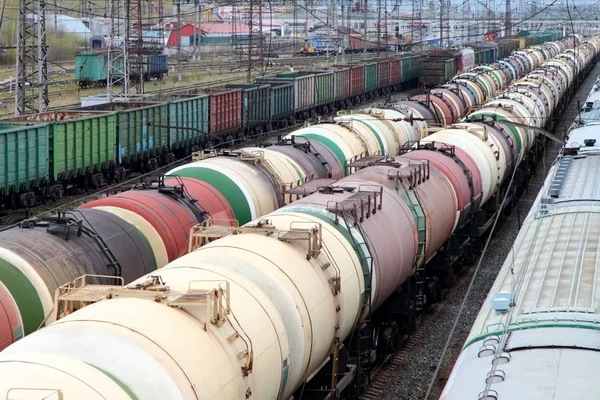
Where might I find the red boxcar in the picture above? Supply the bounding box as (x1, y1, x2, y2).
(376, 59, 391, 89)
(198, 88, 243, 136)
(333, 64, 365, 97)
(389, 58, 401, 85)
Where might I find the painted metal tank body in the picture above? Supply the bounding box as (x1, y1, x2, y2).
(350, 159, 456, 262)
(0, 281, 21, 351)
(454, 78, 486, 106)
(404, 148, 474, 228)
(431, 88, 468, 121)
(164, 177, 236, 226)
(469, 105, 531, 159)
(0, 209, 155, 336)
(366, 108, 425, 143)
(284, 178, 418, 309)
(334, 113, 400, 156)
(287, 124, 370, 175)
(80, 190, 199, 262)
(423, 127, 502, 205)
(90, 205, 169, 268)
(411, 94, 455, 126)
(268, 139, 343, 180)
(443, 82, 475, 112)
(396, 100, 441, 126)
(0, 353, 131, 399)
(498, 60, 519, 81)
(168, 156, 280, 224)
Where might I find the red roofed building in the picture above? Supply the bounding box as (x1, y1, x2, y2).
(166, 23, 250, 47)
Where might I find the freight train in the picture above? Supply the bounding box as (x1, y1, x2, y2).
(1, 34, 571, 210)
(440, 63, 600, 400)
(418, 31, 563, 86)
(297, 35, 390, 55)
(75, 35, 169, 88)
(0, 34, 597, 399)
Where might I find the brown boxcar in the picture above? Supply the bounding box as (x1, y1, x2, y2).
(375, 59, 391, 89)
(389, 58, 401, 86)
(332, 64, 365, 97)
(197, 88, 243, 137)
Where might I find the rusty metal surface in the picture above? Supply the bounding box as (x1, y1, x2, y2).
(0, 227, 116, 302)
(9, 111, 102, 122)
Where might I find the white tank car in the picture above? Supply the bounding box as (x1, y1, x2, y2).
(441, 86, 600, 400)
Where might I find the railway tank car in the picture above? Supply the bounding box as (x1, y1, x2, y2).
(0, 181, 222, 344)
(0, 37, 596, 399)
(440, 68, 600, 400)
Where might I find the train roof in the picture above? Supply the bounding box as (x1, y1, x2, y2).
(565, 123, 600, 153)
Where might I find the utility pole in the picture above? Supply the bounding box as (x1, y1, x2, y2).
(384, 0, 388, 56)
(176, 1, 182, 81)
(247, 0, 263, 82)
(419, 0, 423, 53)
(16, 0, 49, 114)
(439, 0, 443, 47)
(192, 0, 198, 61)
(363, 0, 367, 56)
(377, 0, 381, 53)
(126, 0, 144, 94)
(505, 0, 512, 37)
(293, 0, 298, 54)
(107, 0, 128, 99)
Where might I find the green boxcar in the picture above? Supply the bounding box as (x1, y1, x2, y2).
(75, 50, 124, 85)
(79, 102, 168, 164)
(0, 123, 49, 194)
(297, 69, 335, 106)
(363, 62, 378, 92)
(9, 111, 117, 180)
(257, 73, 315, 113)
(220, 83, 270, 130)
(474, 50, 483, 65)
(400, 55, 420, 83)
(266, 82, 295, 120)
(154, 94, 209, 150)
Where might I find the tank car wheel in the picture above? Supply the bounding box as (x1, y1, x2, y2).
(40, 186, 48, 205)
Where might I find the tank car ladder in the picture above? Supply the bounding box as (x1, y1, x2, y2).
(386, 161, 429, 317)
(22, 211, 123, 277)
(326, 187, 382, 396)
